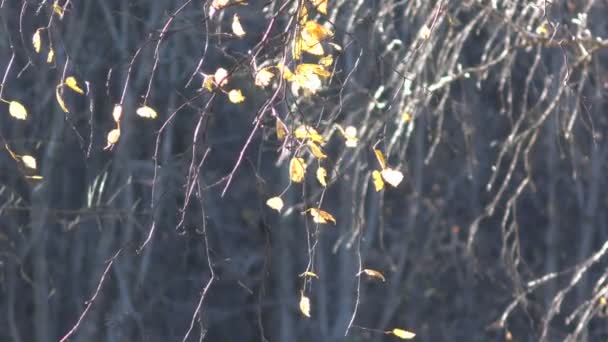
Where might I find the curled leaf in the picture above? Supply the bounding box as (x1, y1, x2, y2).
(372, 170, 385, 191)
(21, 155, 37, 170)
(289, 157, 306, 183)
(8, 101, 28, 120)
(32, 28, 42, 53)
(381, 168, 404, 187)
(299, 294, 311, 318)
(112, 104, 123, 123)
(65, 76, 84, 94)
(307, 141, 326, 159)
(55, 86, 69, 113)
(390, 328, 416, 339)
(231, 14, 246, 37)
(136, 105, 158, 119)
(360, 269, 386, 282)
(374, 149, 387, 169)
(266, 196, 284, 212)
(299, 271, 319, 279)
(316, 167, 327, 187)
(309, 208, 336, 225)
(228, 89, 245, 103)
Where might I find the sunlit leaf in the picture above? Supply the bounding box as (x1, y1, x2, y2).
(277, 63, 295, 82)
(372, 170, 384, 191)
(136, 105, 158, 119)
(26, 175, 43, 180)
(294, 125, 324, 144)
(53, 1, 64, 18)
(402, 111, 411, 122)
(276, 118, 287, 140)
(311, 0, 328, 15)
(228, 89, 245, 103)
(266, 196, 284, 212)
(231, 14, 246, 37)
(46, 48, 54, 63)
(360, 268, 386, 282)
(318, 55, 333, 67)
(65, 76, 84, 94)
(289, 157, 306, 183)
(299, 294, 311, 318)
(296, 63, 330, 78)
(255, 68, 274, 88)
(202, 74, 214, 91)
(104, 128, 120, 150)
(299, 271, 319, 279)
(309, 208, 336, 225)
(214, 67, 229, 87)
(391, 328, 416, 339)
(535, 21, 551, 38)
(112, 104, 123, 123)
(8, 101, 28, 120)
(381, 168, 404, 187)
(419, 25, 431, 40)
(32, 28, 42, 53)
(21, 155, 37, 170)
(55, 86, 69, 113)
(307, 141, 326, 159)
(292, 72, 322, 95)
(374, 149, 387, 169)
(316, 167, 327, 187)
(300, 21, 332, 56)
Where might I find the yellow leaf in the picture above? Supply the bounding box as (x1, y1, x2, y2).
(277, 63, 294, 82)
(21, 155, 37, 170)
(311, 0, 328, 15)
(231, 14, 246, 37)
(299, 271, 319, 279)
(65, 76, 84, 94)
(296, 63, 330, 78)
(266, 196, 284, 212)
(372, 170, 384, 191)
(535, 21, 551, 38)
(391, 328, 416, 339)
(309, 208, 336, 225)
(316, 167, 327, 187)
(600, 297, 607, 306)
(307, 141, 326, 159)
(402, 111, 411, 122)
(136, 105, 158, 119)
(32, 28, 42, 53)
(360, 268, 386, 282)
(381, 168, 404, 187)
(318, 55, 333, 67)
(294, 125, 324, 144)
(214, 67, 229, 87)
(104, 128, 120, 150)
(302, 21, 332, 45)
(112, 104, 123, 123)
(26, 175, 43, 180)
(228, 89, 245, 103)
(46, 48, 54, 63)
(55, 86, 69, 113)
(298, 2, 308, 25)
(255, 68, 274, 88)
(289, 157, 306, 183)
(276, 118, 287, 140)
(53, 1, 64, 18)
(8, 101, 28, 120)
(374, 149, 387, 169)
(299, 294, 311, 318)
(292, 72, 322, 95)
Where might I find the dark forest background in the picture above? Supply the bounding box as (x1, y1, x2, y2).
(0, 1, 607, 341)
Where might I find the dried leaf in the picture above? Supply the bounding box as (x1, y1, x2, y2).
(112, 104, 123, 123)
(360, 269, 386, 282)
(316, 167, 327, 187)
(55, 86, 69, 113)
(309, 208, 336, 225)
(266, 196, 284, 212)
(381, 168, 404, 187)
(8, 101, 28, 120)
(307, 141, 326, 159)
(255, 68, 274, 88)
(105, 128, 120, 150)
(46, 48, 54, 63)
(32, 28, 42, 53)
(299, 294, 311, 318)
(65, 76, 84, 94)
(289, 157, 306, 183)
(214, 67, 229, 87)
(299, 271, 319, 279)
(231, 14, 246, 37)
(372, 170, 385, 191)
(21, 155, 37, 170)
(374, 149, 387, 169)
(228, 89, 245, 103)
(391, 328, 416, 339)
(294, 125, 324, 144)
(136, 105, 158, 119)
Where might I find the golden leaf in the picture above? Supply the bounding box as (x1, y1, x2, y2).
(360, 269, 386, 282)
(318, 55, 333, 67)
(112, 104, 123, 123)
(228, 89, 245, 103)
(294, 125, 324, 144)
(276, 118, 287, 140)
(402, 111, 411, 122)
(231, 14, 246, 37)
(316, 167, 327, 187)
(105, 128, 120, 150)
(266, 196, 284, 212)
(277, 63, 294, 82)
(391, 328, 416, 339)
(303, 21, 332, 44)
(374, 149, 387, 169)
(21, 155, 37, 170)
(32, 28, 42, 53)
(299, 271, 319, 279)
(289, 157, 306, 183)
(65, 76, 84, 94)
(309, 208, 336, 225)
(8, 101, 28, 120)
(46, 48, 54, 63)
(136, 105, 158, 119)
(295, 63, 330, 78)
(255, 68, 274, 88)
(214, 67, 229, 87)
(372, 170, 384, 191)
(307, 141, 326, 159)
(55, 86, 69, 113)
(381, 168, 404, 187)
(311, 0, 328, 15)
(299, 294, 311, 318)
(53, 1, 64, 18)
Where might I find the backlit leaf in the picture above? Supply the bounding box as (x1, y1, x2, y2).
(65, 76, 84, 94)
(214, 67, 229, 87)
(391, 328, 416, 339)
(299, 294, 311, 318)
(307, 141, 326, 159)
(381, 168, 404, 187)
(228, 89, 245, 103)
(8, 101, 28, 120)
(266, 196, 284, 212)
(112, 104, 123, 123)
(360, 268, 386, 282)
(231, 14, 246, 37)
(309, 208, 336, 225)
(32, 28, 42, 53)
(289, 157, 306, 183)
(372, 170, 384, 191)
(316, 167, 327, 187)
(294, 125, 324, 144)
(136, 105, 158, 119)
(53, 1, 64, 18)
(295, 63, 330, 78)
(374, 149, 387, 169)
(318, 55, 333, 67)
(21, 155, 37, 170)
(255, 68, 274, 88)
